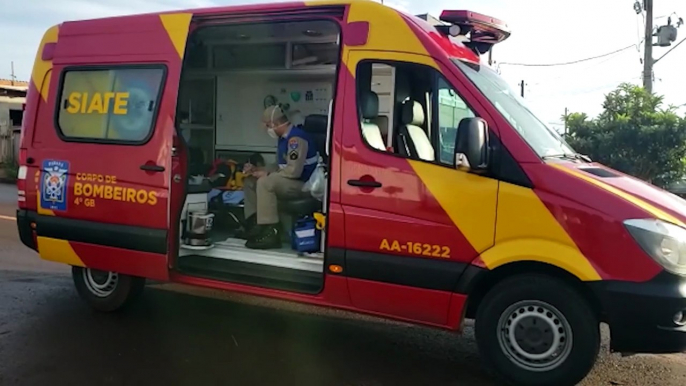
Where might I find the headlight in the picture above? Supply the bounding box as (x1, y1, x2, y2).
(625, 219, 686, 276)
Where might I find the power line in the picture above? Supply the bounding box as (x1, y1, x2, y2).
(497, 43, 641, 68)
(528, 48, 634, 87)
(654, 37, 686, 64)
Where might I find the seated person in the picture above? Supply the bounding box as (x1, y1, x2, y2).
(241, 104, 318, 250)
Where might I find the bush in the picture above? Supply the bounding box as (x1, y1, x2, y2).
(1, 158, 19, 182)
(565, 83, 686, 187)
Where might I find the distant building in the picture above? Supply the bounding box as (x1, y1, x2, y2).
(0, 79, 28, 163)
(0, 79, 27, 128)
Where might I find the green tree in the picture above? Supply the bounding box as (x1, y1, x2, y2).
(565, 83, 686, 187)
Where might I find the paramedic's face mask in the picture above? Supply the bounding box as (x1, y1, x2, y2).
(263, 105, 290, 139)
(264, 117, 289, 138)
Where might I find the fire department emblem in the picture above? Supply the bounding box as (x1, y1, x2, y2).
(40, 160, 70, 211)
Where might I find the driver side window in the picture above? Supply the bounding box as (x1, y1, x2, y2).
(436, 76, 475, 165)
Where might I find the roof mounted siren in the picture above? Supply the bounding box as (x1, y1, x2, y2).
(437, 10, 511, 55)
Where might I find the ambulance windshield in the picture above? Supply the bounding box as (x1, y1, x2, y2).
(453, 59, 576, 159)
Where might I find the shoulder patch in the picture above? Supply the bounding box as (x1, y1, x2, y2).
(288, 137, 299, 150)
(289, 150, 299, 160)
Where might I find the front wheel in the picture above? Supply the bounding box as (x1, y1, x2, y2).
(72, 266, 146, 312)
(475, 274, 600, 386)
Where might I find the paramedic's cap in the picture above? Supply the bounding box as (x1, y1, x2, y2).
(262, 105, 289, 126)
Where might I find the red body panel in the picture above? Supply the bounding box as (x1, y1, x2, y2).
(556, 162, 686, 223)
(527, 162, 664, 282)
(72, 242, 169, 281)
(347, 278, 452, 326)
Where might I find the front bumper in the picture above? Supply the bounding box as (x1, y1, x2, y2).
(590, 271, 686, 354)
(16, 209, 37, 251)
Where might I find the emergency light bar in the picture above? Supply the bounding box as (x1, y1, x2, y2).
(437, 10, 511, 54)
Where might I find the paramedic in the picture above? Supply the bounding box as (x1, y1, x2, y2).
(241, 104, 318, 250)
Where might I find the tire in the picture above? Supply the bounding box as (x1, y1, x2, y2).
(475, 274, 600, 386)
(72, 266, 146, 312)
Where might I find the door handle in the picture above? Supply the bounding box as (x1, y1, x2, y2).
(140, 164, 165, 172)
(347, 179, 382, 188)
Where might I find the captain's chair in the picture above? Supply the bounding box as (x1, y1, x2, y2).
(360, 91, 386, 151)
(398, 100, 435, 162)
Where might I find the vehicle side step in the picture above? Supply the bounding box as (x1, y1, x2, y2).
(177, 255, 322, 294)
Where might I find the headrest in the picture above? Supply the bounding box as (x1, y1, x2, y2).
(360, 91, 379, 120)
(303, 114, 328, 134)
(401, 101, 425, 126)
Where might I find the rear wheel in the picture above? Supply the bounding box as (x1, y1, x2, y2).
(72, 266, 146, 312)
(475, 274, 600, 386)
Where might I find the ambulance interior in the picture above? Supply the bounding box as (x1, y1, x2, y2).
(174, 20, 393, 292)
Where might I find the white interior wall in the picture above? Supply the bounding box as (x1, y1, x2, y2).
(216, 74, 334, 154)
(370, 65, 395, 145)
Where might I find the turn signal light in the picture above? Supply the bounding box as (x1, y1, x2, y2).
(329, 265, 343, 274)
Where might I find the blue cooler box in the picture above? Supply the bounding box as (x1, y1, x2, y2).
(292, 217, 321, 253)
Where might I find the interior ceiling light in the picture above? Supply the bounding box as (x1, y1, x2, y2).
(303, 29, 322, 37)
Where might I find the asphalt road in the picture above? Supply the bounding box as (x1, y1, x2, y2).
(0, 183, 685, 385)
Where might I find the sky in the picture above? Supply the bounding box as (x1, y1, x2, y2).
(1, 0, 685, 127)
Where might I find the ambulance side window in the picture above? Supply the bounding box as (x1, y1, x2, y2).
(56, 66, 166, 143)
(436, 76, 476, 165)
(355, 60, 476, 166)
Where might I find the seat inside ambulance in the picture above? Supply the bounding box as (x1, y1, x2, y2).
(360, 91, 386, 151)
(399, 100, 434, 162)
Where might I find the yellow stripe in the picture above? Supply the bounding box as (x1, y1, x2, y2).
(311, 0, 437, 71)
(159, 13, 193, 59)
(483, 182, 602, 281)
(0, 215, 16, 221)
(345, 1, 431, 57)
(347, 50, 439, 79)
(36, 237, 85, 267)
(31, 25, 59, 102)
(36, 191, 55, 216)
(408, 160, 498, 253)
(550, 164, 685, 227)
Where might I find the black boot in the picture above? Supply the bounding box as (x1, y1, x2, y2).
(245, 225, 282, 250)
(235, 214, 258, 240)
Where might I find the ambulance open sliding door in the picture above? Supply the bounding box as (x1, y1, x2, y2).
(33, 64, 176, 281)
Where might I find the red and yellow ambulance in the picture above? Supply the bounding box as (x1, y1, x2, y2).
(15, 1, 686, 384)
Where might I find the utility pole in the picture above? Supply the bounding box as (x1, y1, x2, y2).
(564, 107, 569, 135)
(520, 80, 525, 98)
(488, 49, 493, 66)
(643, 0, 654, 94)
(10, 61, 16, 86)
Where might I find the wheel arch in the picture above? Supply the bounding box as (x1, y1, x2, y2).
(461, 261, 603, 320)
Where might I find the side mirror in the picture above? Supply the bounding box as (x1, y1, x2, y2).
(455, 117, 489, 170)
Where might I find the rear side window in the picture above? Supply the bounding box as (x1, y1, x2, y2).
(57, 67, 165, 143)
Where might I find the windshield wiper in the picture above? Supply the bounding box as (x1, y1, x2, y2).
(543, 153, 592, 162)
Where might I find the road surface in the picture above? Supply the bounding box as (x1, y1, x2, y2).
(0, 183, 684, 385)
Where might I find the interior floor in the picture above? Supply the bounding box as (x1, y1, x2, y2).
(177, 254, 323, 293)
(180, 237, 323, 272)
